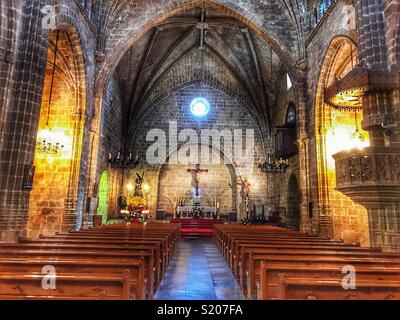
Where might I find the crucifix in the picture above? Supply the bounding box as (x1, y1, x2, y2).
(187, 164, 208, 197)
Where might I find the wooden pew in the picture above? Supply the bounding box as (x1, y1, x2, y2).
(237, 244, 384, 281)
(231, 241, 368, 275)
(18, 237, 168, 277)
(245, 253, 400, 299)
(277, 276, 400, 300)
(0, 257, 145, 299)
(8, 242, 161, 292)
(0, 223, 180, 300)
(0, 273, 131, 300)
(213, 224, 400, 300)
(259, 261, 400, 299)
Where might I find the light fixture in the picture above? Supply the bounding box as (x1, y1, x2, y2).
(36, 139, 64, 155)
(108, 152, 139, 169)
(351, 111, 366, 143)
(259, 154, 289, 174)
(190, 97, 210, 117)
(36, 30, 64, 155)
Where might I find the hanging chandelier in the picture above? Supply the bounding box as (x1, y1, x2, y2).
(36, 30, 64, 156)
(36, 139, 64, 155)
(259, 154, 289, 174)
(108, 152, 140, 169)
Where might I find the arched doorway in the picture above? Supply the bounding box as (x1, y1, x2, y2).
(287, 175, 301, 231)
(97, 170, 110, 224)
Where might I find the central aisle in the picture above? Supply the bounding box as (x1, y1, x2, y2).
(154, 238, 245, 300)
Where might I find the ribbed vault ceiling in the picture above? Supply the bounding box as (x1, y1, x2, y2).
(115, 6, 288, 135)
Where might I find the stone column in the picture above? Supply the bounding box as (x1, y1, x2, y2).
(0, 1, 50, 241)
(295, 80, 313, 234)
(368, 203, 400, 251)
(351, 0, 400, 249)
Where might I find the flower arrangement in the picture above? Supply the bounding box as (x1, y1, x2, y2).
(253, 215, 268, 225)
(192, 205, 204, 219)
(121, 196, 149, 223)
(240, 217, 253, 226)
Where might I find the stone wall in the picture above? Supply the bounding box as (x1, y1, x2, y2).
(125, 83, 269, 219)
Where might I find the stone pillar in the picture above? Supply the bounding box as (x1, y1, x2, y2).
(368, 203, 400, 251)
(350, 0, 400, 249)
(314, 125, 334, 238)
(383, 0, 400, 149)
(356, 0, 388, 70)
(0, 1, 49, 239)
(295, 80, 313, 234)
(355, 0, 397, 146)
(383, 0, 400, 71)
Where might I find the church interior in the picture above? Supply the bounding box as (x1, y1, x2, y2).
(0, 0, 399, 300)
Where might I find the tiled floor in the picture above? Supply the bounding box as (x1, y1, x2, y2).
(154, 238, 245, 300)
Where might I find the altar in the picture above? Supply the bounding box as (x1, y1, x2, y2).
(177, 206, 217, 219)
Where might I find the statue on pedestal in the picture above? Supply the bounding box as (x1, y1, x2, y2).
(239, 177, 251, 202)
(237, 177, 251, 220)
(134, 172, 145, 198)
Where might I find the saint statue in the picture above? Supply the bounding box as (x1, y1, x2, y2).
(187, 164, 208, 197)
(239, 177, 251, 201)
(134, 172, 145, 198)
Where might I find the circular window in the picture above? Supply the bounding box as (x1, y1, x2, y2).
(190, 97, 210, 117)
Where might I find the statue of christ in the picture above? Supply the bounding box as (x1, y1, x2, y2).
(187, 164, 208, 197)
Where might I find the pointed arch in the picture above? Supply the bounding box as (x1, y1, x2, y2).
(314, 35, 370, 246)
(27, 26, 87, 236)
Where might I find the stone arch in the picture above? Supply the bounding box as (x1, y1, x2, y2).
(27, 25, 87, 237)
(287, 174, 301, 230)
(92, 0, 304, 144)
(98, 0, 301, 81)
(314, 35, 370, 245)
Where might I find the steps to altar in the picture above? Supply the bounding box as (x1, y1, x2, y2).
(170, 218, 224, 237)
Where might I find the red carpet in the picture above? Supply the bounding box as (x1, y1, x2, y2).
(170, 218, 224, 237)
